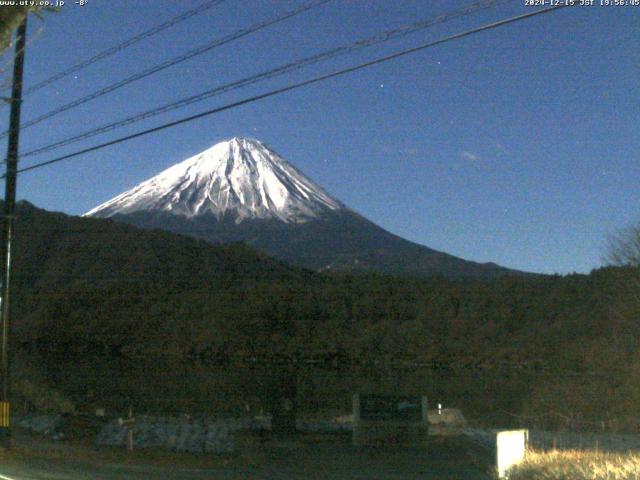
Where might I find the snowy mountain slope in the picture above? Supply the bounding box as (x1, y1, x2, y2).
(85, 137, 343, 223)
(86, 137, 524, 279)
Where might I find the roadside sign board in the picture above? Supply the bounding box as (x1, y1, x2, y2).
(359, 394, 423, 422)
(352, 393, 428, 446)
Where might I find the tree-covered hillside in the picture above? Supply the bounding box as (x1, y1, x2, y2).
(9, 202, 640, 431)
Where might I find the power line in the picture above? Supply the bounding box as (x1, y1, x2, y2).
(11, 0, 226, 98)
(6, 5, 570, 179)
(0, 0, 331, 139)
(19, 0, 508, 160)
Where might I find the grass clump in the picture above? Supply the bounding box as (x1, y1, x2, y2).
(508, 449, 640, 480)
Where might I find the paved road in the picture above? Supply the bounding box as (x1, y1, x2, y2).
(0, 439, 494, 479)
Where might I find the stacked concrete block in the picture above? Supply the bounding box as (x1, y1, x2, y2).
(95, 415, 238, 454)
(16, 414, 62, 436)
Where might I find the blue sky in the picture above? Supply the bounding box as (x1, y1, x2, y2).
(1, 0, 638, 274)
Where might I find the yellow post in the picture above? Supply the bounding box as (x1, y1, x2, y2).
(0, 401, 9, 428)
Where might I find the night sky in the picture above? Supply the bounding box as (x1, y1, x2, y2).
(2, 0, 638, 274)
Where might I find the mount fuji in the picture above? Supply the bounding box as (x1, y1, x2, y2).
(86, 137, 520, 279)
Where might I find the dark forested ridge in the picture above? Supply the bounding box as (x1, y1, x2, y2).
(108, 208, 524, 280)
(8, 201, 640, 431)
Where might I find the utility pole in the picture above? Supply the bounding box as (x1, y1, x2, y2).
(0, 17, 28, 448)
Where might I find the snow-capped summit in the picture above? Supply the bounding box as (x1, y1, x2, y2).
(85, 137, 343, 223)
(84, 137, 522, 279)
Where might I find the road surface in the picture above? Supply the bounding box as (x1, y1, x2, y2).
(0, 435, 494, 479)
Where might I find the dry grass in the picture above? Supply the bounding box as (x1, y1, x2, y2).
(508, 449, 640, 480)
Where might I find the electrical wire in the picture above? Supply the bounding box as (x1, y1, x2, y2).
(0, 0, 331, 139)
(7, 0, 226, 97)
(5, 4, 570, 179)
(19, 0, 508, 160)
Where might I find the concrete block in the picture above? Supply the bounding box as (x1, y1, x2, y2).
(496, 429, 528, 479)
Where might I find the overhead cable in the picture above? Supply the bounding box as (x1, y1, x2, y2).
(7, 5, 569, 178)
(0, 0, 331, 139)
(20, 0, 508, 160)
(18, 0, 226, 97)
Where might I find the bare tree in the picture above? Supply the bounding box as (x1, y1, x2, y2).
(0, 7, 31, 54)
(605, 224, 640, 267)
(603, 223, 640, 339)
